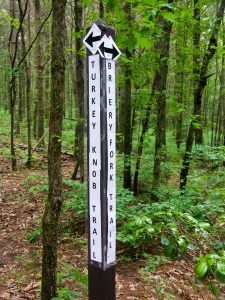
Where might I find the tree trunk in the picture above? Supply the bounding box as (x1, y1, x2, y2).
(118, 80, 125, 153)
(41, 1, 66, 299)
(222, 21, 225, 148)
(18, 0, 32, 168)
(18, 66, 24, 121)
(193, 0, 203, 144)
(211, 59, 219, 146)
(71, 0, 84, 183)
(152, 9, 173, 191)
(180, 0, 225, 189)
(175, 35, 185, 149)
(133, 93, 153, 196)
(35, 0, 45, 147)
(9, 0, 17, 171)
(123, 3, 132, 190)
(100, 0, 104, 18)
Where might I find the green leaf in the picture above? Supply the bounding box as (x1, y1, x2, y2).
(161, 235, 170, 245)
(195, 261, 208, 278)
(160, 3, 177, 9)
(164, 243, 173, 257)
(161, 11, 176, 23)
(198, 222, 211, 231)
(207, 258, 216, 268)
(106, 0, 119, 10)
(205, 253, 219, 260)
(178, 237, 188, 256)
(217, 262, 225, 275)
(208, 283, 220, 297)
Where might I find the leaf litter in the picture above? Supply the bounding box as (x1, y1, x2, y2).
(0, 156, 222, 299)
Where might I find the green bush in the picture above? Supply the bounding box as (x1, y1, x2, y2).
(195, 251, 225, 283)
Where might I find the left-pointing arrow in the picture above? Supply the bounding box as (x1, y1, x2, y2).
(83, 23, 102, 54)
(86, 32, 101, 48)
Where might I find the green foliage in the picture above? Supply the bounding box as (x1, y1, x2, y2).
(192, 145, 225, 168)
(62, 180, 87, 220)
(194, 251, 225, 283)
(117, 208, 196, 259)
(142, 255, 168, 272)
(51, 289, 82, 300)
(52, 263, 88, 299)
(117, 216, 155, 249)
(27, 218, 42, 244)
(58, 262, 88, 286)
(28, 183, 48, 193)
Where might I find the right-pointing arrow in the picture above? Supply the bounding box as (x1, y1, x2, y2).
(99, 42, 120, 60)
(98, 35, 121, 61)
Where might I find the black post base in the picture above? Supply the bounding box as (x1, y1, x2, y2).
(88, 264, 116, 300)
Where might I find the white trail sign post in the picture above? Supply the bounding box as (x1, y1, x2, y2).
(83, 21, 121, 300)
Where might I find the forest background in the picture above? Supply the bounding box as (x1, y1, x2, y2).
(0, 0, 225, 299)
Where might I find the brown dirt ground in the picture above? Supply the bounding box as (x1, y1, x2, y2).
(0, 155, 223, 300)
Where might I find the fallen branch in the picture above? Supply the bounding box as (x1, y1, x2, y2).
(31, 131, 48, 154)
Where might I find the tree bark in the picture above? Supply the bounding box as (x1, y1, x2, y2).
(100, 0, 104, 18)
(18, 0, 32, 168)
(175, 31, 186, 149)
(133, 92, 153, 196)
(193, 0, 203, 144)
(123, 3, 132, 190)
(152, 9, 173, 191)
(222, 21, 225, 148)
(211, 59, 219, 146)
(41, 0, 66, 298)
(35, 0, 45, 147)
(180, 0, 225, 189)
(71, 0, 84, 183)
(9, 0, 17, 171)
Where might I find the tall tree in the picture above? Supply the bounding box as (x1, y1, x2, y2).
(18, 0, 32, 167)
(123, 2, 133, 190)
(222, 21, 225, 148)
(9, 0, 28, 170)
(175, 27, 186, 149)
(71, 0, 84, 182)
(35, 0, 45, 146)
(180, 0, 225, 189)
(8, 0, 17, 171)
(193, 0, 203, 144)
(41, 0, 66, 298)
(152, 3, 174, 191)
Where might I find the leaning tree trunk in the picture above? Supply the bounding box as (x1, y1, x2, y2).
(41, 0, 66, 299)
(152, 8, 173, 191)
(180, 0, 225, 189)
(193, 0, 203, 144)
(71, 0, 84, 183)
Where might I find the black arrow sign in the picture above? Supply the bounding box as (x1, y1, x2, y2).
(98, 41, 120, 60)
(85, 31, 101, 48)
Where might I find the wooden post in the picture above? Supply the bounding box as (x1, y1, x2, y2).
(83, 21, 121, 300)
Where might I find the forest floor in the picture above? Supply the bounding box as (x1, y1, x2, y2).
(0, 154, 221, 300)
